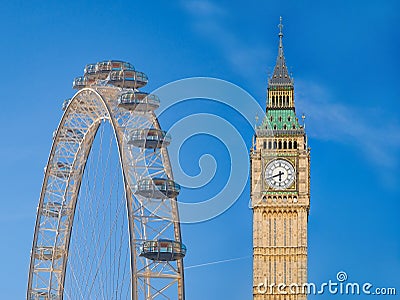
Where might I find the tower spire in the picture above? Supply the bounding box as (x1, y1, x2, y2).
(269, 16, 293, 86)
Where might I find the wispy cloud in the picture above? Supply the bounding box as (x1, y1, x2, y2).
(180, 1, 400, 173)
(296, 80, 400, 169)
(182, 0, 226, 17)
(181, 0, 270, 77)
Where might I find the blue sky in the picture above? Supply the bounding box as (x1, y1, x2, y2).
(0, 0, 399, 299)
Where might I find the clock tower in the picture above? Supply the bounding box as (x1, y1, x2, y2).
(251, 18, 310, 300)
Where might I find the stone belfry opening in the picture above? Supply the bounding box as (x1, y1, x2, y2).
(251, 17, 310, 300)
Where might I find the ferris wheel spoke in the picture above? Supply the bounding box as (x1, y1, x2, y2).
(114, 208, 127, 299)
(74, 127, 107, 296)
(86, 194, 126, 296)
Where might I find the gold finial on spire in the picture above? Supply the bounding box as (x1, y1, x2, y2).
(278, 16, 284, 38)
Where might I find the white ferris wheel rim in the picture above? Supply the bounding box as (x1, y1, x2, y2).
(27, 85, 185, 300)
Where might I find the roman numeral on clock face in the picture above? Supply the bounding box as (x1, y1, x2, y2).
(265, 159, 295, 189)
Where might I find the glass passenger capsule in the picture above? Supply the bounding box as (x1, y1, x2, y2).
(128, 129, 170, 149)
(72, 76, 94, 89)
(83, 63, 97, 76)
(94, 60, 135, 80)
(118, 91, 160, 112)
(135, 178, 180, 199)
(140, 239, 186, 261)
(134, 71, 148, 88)
(108, 70, 148, 89)
(96, 60, 135, 73)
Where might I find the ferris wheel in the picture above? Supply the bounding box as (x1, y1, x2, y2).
(27, 60, 186, 300)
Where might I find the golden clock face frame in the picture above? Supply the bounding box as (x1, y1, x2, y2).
(265, 159, 295, 190)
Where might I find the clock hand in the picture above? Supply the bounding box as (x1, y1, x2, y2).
(267, 171, 284, 180)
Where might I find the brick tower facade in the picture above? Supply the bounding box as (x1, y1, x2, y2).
(251, 18, 310, 300)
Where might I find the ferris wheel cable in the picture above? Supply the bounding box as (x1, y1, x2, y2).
(78, 124, 104, 267)
(107, 169, 126, 297)
(111, 187, 120, 297)
(71, 125, 106, 297)
(65, 123, 126, 298)
(110, 179, 125, 299)
(115, 205, 127, 299)
(86, 180, 126, 296)
(103, 132, 116, 298)
(85, 189, 121, 297)
(111, 182, 116, 296)
(121, 245, 131, 294)
(64, 223, 91, 299)
(67, 203, 91, 297)
(67, 265, 86, 300)
(69, 195, 121, 298)
(112, 214, 131, 299)
(64, 185, 94, 297)
(80, 126, 115, 296)
(64, 243, 86, 299)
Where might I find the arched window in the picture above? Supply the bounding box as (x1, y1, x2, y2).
(273, 141, 277, 149)
(288, 116, 291, 122)
(273, 125, 277, 130)
(294, 141, 298, 149)
(283, 124, 287, 130)
(278, 141, 282, 149)
(279, 96, 282, 107)
(283, 141, 287, 149)
(279, 116, 282, 122)
(288, 141, 292, 149)
(286, 95, 289, 106)
(270, 115, 273, 122)
(263, 141, 266, 149)
(268, 141, 272, 149)
(292, 124, 296, 129)
(272, 96, 275, 107)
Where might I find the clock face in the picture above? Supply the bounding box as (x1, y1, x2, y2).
(265, 159, 295, 189)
